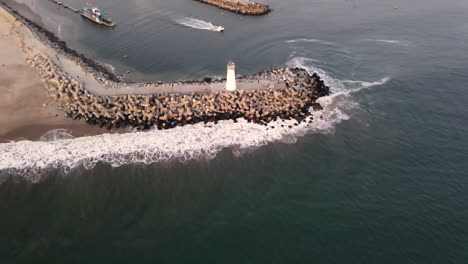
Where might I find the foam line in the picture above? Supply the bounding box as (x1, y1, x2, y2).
(364, 39, 410, 45)
(285, 38, 337, 46)
(0, 57, 390, 182)
(0, 116, 334, 182)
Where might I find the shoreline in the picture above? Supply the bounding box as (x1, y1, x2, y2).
(0, 5, 125, 141)
(0, 2, 330, 136)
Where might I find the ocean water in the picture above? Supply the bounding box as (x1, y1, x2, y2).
(1, 0, 468, 263)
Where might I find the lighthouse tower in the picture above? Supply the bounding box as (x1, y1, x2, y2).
(226, 60, 237, 91)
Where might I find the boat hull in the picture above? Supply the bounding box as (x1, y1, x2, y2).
(79, 10, 116, 27)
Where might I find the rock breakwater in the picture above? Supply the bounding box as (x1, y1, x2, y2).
(194, 0, 271, 15)
(4, 2, 330, 132)
(28, 53, 329, 131)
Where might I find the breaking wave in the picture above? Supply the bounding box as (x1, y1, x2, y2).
(174, 17, 223, 32)
(0, 57, 390, 183)
(288, 57, 390, 95)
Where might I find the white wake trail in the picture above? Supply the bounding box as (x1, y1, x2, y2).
(174, 17, 223, 32)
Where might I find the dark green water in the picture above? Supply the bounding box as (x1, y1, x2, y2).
(1, 0, 468, 263)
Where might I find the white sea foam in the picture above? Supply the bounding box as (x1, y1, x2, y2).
(0, 117, 331, 183)
(287, 57, 390, 96)
(285, 38, 337, 46)
(342, 78, 391, 91)
(39, 129, 75, 142)
(208, 75, 224, 80)
(286, 39, 352, 58)
(98, 61, 117, 75)
(96, 60, 123, 81)
(364, 39, 410, 45)
(0, 57, 390, 182)
(174, 17, 223, 32)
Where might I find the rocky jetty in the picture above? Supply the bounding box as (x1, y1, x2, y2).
(4, 2, 331, 131)
(47, 0, 79, 13)
(194, 0, 271, 15)
(27, 53, 329, 131)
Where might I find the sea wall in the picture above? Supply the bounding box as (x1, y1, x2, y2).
(3, 2, 331, 131)
(194, 0, 271, 15)
(28, 53, 329, 130)
(47, 0, 79, 13)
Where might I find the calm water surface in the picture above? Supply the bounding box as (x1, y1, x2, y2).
(1, 0, 468, 263)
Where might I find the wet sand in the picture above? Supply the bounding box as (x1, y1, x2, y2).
(0, 8, 119, 141)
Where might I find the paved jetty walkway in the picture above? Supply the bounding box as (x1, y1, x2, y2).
(13, 10, 285, 96)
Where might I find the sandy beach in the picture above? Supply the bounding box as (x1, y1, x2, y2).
(0, 8, 119, 140)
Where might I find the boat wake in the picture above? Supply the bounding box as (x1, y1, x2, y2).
(174, 17, 224, 32)
(0, 57, 390, 183)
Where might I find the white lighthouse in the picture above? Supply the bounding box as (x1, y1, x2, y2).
(226, 60, 237, 91)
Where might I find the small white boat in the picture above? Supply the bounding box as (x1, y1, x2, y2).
(215, 26, 224, 32)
